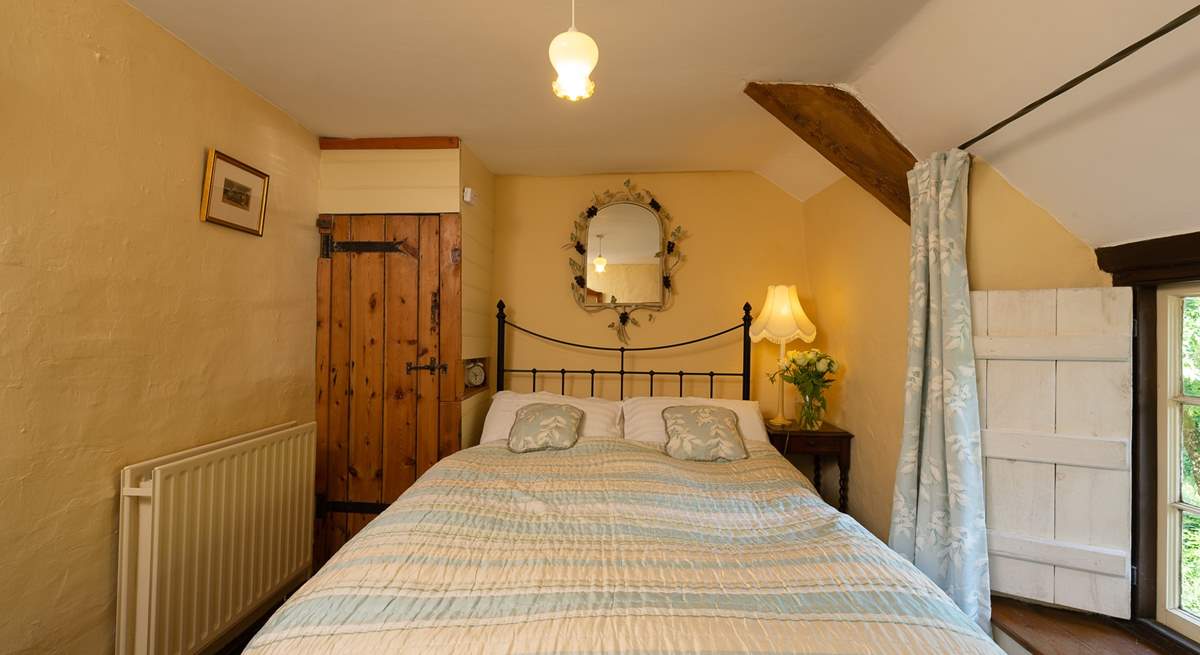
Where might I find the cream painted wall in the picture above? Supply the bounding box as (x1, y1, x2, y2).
(460, 146, 496, 361)
(802, 159, 1110, 540)
(459, 146, 496, 446)
(1, 0, 319, 651)
(491, 172, 812, 433)
(317, 149, 459, 214)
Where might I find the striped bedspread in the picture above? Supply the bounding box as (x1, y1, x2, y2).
(247, 439, 1001, 654)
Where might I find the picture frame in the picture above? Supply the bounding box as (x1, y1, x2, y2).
(199, 148, 269, 236)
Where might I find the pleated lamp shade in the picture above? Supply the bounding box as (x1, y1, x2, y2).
(749, 285, 817, 345)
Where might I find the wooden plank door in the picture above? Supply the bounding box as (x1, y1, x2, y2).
(315, 213, 462, 564)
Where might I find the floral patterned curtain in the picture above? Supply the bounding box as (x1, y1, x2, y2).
(888, 150, 990, 631)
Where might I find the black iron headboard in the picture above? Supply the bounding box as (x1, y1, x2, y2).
(495, 300, 753, 400)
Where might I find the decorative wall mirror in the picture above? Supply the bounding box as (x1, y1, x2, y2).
(565, 180, 684, 342)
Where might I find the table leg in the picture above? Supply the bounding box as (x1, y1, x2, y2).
(812, 455, 822, 499)
(838, 444, 851, 513)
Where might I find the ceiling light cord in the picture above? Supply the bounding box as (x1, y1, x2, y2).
(958, 3, 1200, 151)
(571, 0, 576, 30)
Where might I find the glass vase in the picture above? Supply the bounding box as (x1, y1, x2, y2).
(794, 395, 825, 430)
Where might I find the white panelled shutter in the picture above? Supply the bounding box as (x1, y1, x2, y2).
(972, 288, 1132, 618)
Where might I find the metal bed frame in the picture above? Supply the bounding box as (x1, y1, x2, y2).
(495, 300, 753, 400)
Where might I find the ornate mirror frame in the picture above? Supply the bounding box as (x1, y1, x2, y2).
(564, 179, 685, 342)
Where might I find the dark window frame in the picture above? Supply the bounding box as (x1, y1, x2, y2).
(1096, 231, 1200, 653)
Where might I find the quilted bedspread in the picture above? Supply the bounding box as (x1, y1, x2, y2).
(247, 439, 1001, 654)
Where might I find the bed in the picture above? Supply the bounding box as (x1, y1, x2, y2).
(246, 304, 1000, 654)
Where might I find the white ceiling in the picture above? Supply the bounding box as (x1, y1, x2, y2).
(126, 0, 930, 200)
(851, 0, 1200, 246)
(129, 0, 1199, 247)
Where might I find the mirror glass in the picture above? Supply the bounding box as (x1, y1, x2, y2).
(583, 202, 663, 306)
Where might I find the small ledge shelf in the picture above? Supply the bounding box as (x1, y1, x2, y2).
(463, 384, 490, 401)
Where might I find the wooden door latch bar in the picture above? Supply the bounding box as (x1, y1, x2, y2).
(406, 357, 448, 375)
(320, 233, 419, 258)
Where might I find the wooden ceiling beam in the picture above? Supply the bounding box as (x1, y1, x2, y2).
(745, 83, 915, 223)
(1095, 230, 1200, 286)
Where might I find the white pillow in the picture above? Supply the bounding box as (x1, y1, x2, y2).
(479, 391, 623, 444)
(621, 396, 768, 445)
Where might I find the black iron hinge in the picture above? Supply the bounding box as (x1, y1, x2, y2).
(320, 233, 333, 259)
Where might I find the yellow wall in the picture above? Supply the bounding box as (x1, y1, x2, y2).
(802, 159, 1110, 539)
(967, 162, 1110, 290)
(802, 178, 914, 541)
(491, 172, 813, 438)
(459, 146, 496, 445)
(0, 0, 319, 651)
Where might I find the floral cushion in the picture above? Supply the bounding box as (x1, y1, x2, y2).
(507, 403, 584, 453)
(662, 406, 748, 462)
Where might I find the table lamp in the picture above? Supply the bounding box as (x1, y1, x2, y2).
(750, 284, 817, 427)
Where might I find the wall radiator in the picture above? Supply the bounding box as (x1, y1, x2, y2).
(116, 422, 316, 655)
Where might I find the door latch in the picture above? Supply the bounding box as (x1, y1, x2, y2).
(406, 357, 448, 375)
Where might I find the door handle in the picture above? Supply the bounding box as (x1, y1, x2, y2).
(406, 357, 448, 375)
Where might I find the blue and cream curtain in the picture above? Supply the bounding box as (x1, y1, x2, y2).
(888, 150, 990, 631)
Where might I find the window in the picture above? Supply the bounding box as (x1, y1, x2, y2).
(1158, 283, 1200, 641)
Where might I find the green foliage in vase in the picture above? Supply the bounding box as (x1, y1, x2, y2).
(769, 349, 838, 428)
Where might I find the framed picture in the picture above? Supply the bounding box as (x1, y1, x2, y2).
(199, 148, 269, 236)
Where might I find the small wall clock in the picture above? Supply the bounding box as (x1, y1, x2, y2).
(465, 360, 486, 388)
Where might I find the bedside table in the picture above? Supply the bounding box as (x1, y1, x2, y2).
(767, 422, 853, 512)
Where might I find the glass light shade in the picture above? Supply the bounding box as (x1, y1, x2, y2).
(592, 255, 607, 273)
(749, 285, 817, 344)
(549, 27, 598, 101)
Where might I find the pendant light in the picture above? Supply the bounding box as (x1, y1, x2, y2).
(592, 234, 607, 273)
(548, 0, 598, 101)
